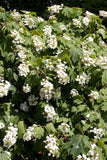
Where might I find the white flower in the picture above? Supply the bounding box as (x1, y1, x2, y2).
(18, 62, 30, 77)
(47, 35, 57, 49)
(23, 84, 31, 93)
(43, 104, 59, 122)
(48, 4, 63, 14)
(44, 134, 60, 158)
(76, 72, 90, 86)
(55, 59, 69, 85)
(72, 18, 81, 28)
(98, 28, 105, 35)
(39, 78, 54, 102)
(20, 101, 29, 112)
(82, 17, 90, 26)
(16, 45, 27, 60)
(86, 36, 93, 42)
(70, 89, 79, 97)
(82, 52, 96, 66)
(0, 78, 11, 98)
(49, 15, 57, 22)
(11, 9, 21, 20)
(0, 122, 5, 129)
(32, 35, 45, 51)
(37, 16, 44, 22)
(59, 24, 66, 31)
(43, 25, 52, 36)
(28, 95, 38, 106)
(45, 59, 54, 71)
(99, 10, 107, 17)
(97, 56, 107, 69)
(58, 123, 70, 134)
(3, 124, 18, 148)
(23, 124, 37, 141)
(86, 11, 94, 18)
(22, 14, 35, 29)
(11, 30, 24, 44)
(90, 127, 105, 139)
(88, 90, 99, 101)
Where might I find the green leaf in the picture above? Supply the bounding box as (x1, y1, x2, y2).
(13, 73, 18, 81)
(17, 121, 26, 139)
(34, 126, 44, 139)
(0, 66, 4, 74)
(102, 70, 107, 85)
(46, 123, 56, 133)
(104, 145, 107, 158)
(9, 116, 18, 124)
(69, 45, 83, 63)
(77, 105, 87, 112)
(60, 134, 90, 159)
(101, 102, 107, 111)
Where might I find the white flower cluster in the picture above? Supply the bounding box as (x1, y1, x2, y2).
(97, 56, 107, 69)
(99, 10, 107, 17)
(82, 49, 96, 66)
(86, 11, 94, 18)
(32, 35, 45, 51)
(22, 14, 35, 29)
(98, 28, 105, 35)
(11, 30, 24, 44)
(45, 59, 54, 71)
(76, 72, 90, 86)
(20, 101, 29, 112)
(48, 4, 63, 14)
(82, 17, 90, 26)
(11, 9, 21, 20)
(43, 25, 52, 36)
(44, 134, 60, 158)
(23, 84, 31, 93)
(43, 104, 59, 122)
(23, 124, 37, 141)
(0, 121, 5, 129)
(39, 78, 54, 102)
(59, 24, 66, 31)
(3, 124, 18, 148)
(37, 16, 44, 22)
(88, 91, 99, 101)
(0, 77, 11, 98)
(90, 127, 105, 139)
(49, 15, 57, 22)
(77, 154, 90, 160)
(58, 123, 70, 134)
(86, 37, 93, 43)
(72, 18, 81, 28)
(47, 35, 57, 49)
(18, 62, 30, 77)
(70, 89, 79, 97)
(87, 143, 100, 160)
(77, 143, 100, 160)
(16, 45, 27, 61)
(28, 95, 38, 106)
(55, 59, 69, 85)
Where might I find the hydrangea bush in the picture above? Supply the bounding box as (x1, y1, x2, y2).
(0, 4, 107, 160)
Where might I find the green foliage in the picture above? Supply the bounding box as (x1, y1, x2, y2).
(60, 134, 91, 159)
(0, 4, 107, 160)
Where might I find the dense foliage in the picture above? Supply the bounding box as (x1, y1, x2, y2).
(0, 0, 107, 17)
(0, 4, 107, 160)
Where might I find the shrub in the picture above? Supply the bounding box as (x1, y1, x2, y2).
(0, 4, 107, 160)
